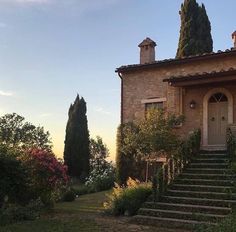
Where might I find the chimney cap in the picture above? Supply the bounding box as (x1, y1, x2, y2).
(232, 31, 236, 39)
(138, 37, 156, 48)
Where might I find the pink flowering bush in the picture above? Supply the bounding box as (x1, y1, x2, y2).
(21, 148, 69, 207)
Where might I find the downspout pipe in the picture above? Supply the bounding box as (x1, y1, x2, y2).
(118, 72, 123, 124)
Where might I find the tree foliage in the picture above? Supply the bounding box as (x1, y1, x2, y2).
(63, 95, 90, 180)
(176, 0, 213, 58)
(116, 110, 184, 184)
(85, 136, 115, 191)
(0, 145, 30, 207)
(90, 136, 109, 164)
(0, 113, 52, 151)
(122, 110, 184, 158)
(116, 124, 135, 185)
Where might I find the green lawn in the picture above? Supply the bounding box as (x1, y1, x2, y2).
(0, 190, 185, 232)
(0, 191, 109, 232)
(54, 190, 109, 214)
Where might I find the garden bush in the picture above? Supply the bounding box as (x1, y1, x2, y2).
(71, 185, 95, 196)
(181, 129, 201, 161)
(104, 178, 152, 216)
(62, 190, 76, 202)
(85, 164, 115, 192)
(20, 148, 69, 208)
(86, 136, 115, 192)
(0, 199, 43, 226)
(0, 145, 30, 207)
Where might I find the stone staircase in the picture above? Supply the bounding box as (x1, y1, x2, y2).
(133, 151, 236, 231)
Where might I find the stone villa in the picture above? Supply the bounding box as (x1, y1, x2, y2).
(116, 32, 236, 150)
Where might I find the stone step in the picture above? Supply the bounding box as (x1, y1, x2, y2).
(184, 168, 230, 174)
(175, 178, 234, 186)
(180, 173, 235, 180)
(191, 158, 229, 163)
(198, 154, 228, 159)
(200, 149, 226, 153)
(132, 215, 217, 230)
(189, 163, 229, 169)
(169, 184, 233, 193)
(166, 189, 236, 200)
(138, 208, 226, 222)
(143, 202, 232, 215)
(162, 195, 236, 207)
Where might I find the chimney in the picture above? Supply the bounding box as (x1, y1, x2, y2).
(232, 31, 236, 49)
(138, 37, 156, 64)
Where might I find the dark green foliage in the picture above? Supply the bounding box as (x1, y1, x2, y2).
(116, 110, 184, 184)
(116, 125, 127, 184)
(152, 175, 157, 202)
(62, 190, 76, 202)
(227, 128, 236, 162)
(0, 145, 30, 207)
(105, 181, 152, 216)
(116, 122, 142, 185)
(181, 129, 201, 161)
(71, 185, 96, 196)
(176, 0, 213, 58)
(113, 187, 151, 216)
(158, 167, 164, 197)
(0, 200, 43, 226)
(64, 95, 90, 180)
(90, 136, 108, 162)
(0, 113, 52, 151)
(152, 129, 201, 202)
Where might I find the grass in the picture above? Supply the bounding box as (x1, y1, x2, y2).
(0, 190, 183, 232)
(0, 190, 109, 232)
(55, 190, 109, 214)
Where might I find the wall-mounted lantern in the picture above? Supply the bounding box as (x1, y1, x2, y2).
(189, 100, 196, 109)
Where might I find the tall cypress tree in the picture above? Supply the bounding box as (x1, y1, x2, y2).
(115, 125, 127, 185)
(176, 0, 213, 58)
(197, 4, 213, 54)
(115, 124, 138, 185)
(64, 95, 90, 180)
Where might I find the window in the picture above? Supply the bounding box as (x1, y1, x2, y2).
(145, 102, 164, 112)
(209, 93, 228, 103)
(141, 97, 166, 114)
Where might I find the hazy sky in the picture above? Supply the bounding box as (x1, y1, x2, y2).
(0, 0, 235, 160)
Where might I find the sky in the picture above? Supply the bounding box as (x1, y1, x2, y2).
(0, 0, 235, 161)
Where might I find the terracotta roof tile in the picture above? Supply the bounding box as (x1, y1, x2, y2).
(116, 49, 236, 73)
(163, 67, 236, 83)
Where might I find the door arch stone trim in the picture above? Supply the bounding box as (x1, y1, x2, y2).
(203, 88, 233, 146)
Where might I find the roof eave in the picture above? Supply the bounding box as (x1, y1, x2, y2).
(116, 49, 236, 73)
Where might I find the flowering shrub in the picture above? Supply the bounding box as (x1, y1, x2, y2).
(85, 159, 115, 192)
(104, 178, 152, 216)
(21, 148, 69, 207)
(85, 136, 115, 192)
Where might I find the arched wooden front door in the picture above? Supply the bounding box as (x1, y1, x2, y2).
(208, 93, 228, 145)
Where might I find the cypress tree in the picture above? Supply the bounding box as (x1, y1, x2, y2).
(64, 95, 90, 180)
(115, 125, 127, 185)
(115, 124, 136, 185)
(197, 4, 213, 54)
(176, 0, 213, 58)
